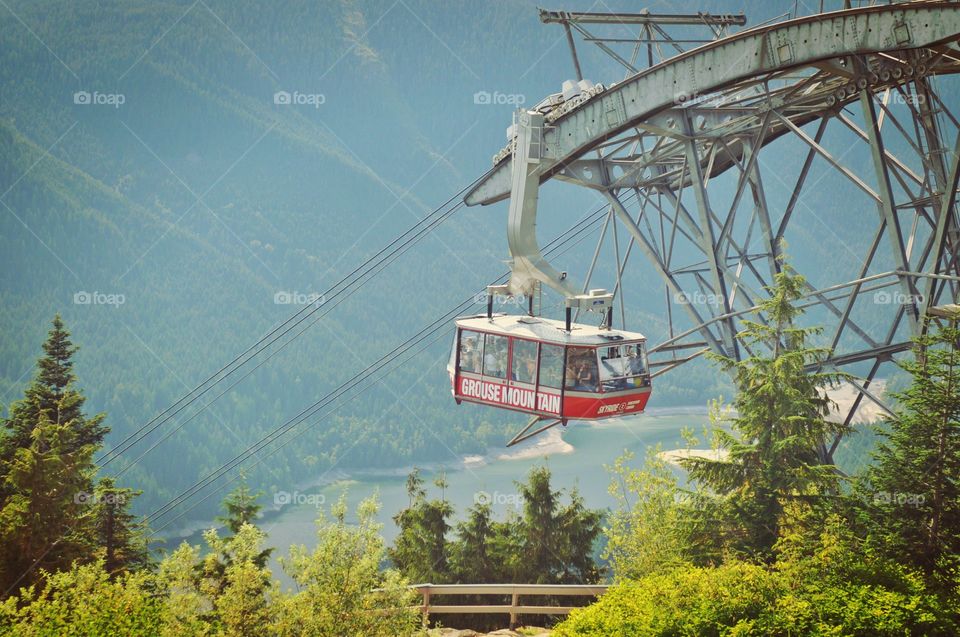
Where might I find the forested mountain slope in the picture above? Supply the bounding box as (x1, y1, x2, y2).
(0, 0, 915, 520)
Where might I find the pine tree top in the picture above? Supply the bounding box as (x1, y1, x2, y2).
(1, 315, 107, 462)
(37, 314, 78, 394)
(217, 481, 264, 535)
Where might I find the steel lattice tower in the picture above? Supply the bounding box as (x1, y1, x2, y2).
(465, 2, 960, 458)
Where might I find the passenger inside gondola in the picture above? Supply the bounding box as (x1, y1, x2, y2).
(483, 334, 508, 378)
(576, 359, 598, 390)
(626, 345, 646, 375)
(525, 357, 537, 382)
(625, 344, 649, 386)
(460, 333, 482, 374)
(565, 346, 599, 391)
(564, 360, 578, 387)
(512, 339, 538, 384)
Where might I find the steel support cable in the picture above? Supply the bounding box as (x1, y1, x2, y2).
(98, 170, 493, 467)
(101, 198, 468, 465)
(145, 200, 615, 526)
(113, 199, 470, 477)
(150, 326, 457, 534)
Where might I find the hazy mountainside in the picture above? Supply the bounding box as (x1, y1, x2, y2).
(0, 0, 533, 519)
(0, 0, 923, 523)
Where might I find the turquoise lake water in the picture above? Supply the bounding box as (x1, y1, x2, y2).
(167, 407, 711, 587)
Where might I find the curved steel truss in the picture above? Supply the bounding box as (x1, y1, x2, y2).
(465, 2, 960, 454)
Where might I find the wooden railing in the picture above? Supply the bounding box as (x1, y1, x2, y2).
(409, 583, 609, 628)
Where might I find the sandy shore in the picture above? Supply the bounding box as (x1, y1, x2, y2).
(658, 448, 730, 468)
(496, 426, 574, 461)
(491, 405, 717, 464)
(825, 379, 888, 424)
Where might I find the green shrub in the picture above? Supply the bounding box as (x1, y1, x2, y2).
(554, 562, 779, 637)
(554, 562, 957, 637)
(767, 582, 953, 636)
(0, 562, 163, 636)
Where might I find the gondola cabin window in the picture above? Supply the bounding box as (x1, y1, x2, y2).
(538, 343, 565, 389)
(459, 330, 484, 374)
(512, 338, 538, 384)
(565, 346, 599, 392)
(482, 333, 508, 378)
(599, 342, 649, 391)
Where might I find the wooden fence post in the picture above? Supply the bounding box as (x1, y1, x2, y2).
(419, 585, 432, 627)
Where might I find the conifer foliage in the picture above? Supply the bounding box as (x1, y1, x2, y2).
(0, 317, 142, 595)
(681, 265, 849, 561)
(390, 465, 603, 586)
(864, 320, 960, 586)
(0, 315, 107, 465)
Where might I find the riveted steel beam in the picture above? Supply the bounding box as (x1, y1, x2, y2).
(465, 2, 960, 207)
(539, 10, 747, 28)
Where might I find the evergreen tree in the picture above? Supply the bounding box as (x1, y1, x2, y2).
(516, 466, 564, 584)
(218, 479, 265, 539)
(681, 264, 848, 561)
(391, 466, 602, 589)
(863, 320, 960, 586)
(203, 480, 272, 601)
(514, 466, 603, 584)
(420, 498, 453, 579)
(0, 316, 149, 597)
(555, 488, 603, 583)
(449, 501, 501, 583)
(389, 469, 452, 583)
(0, 418, 96, 596)
(446, 503, 518, 632)
(405, 467, 426, 506)
(0, 316, 107, 475)
(90, 477, 151, 577)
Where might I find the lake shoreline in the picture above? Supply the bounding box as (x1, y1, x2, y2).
(164, 404, 711, 541)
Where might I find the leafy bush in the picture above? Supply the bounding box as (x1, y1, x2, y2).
(0, 496, 421, 637)
(553, 561, 957, 637)
(767, 582, 953, 637)
(0, 562, 163, 636)
(554, 563, 779, 637)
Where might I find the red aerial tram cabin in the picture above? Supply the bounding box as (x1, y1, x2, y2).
(448, 314, 652, 422)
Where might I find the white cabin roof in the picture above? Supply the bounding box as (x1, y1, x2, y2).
(455, 313, 646, 346)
